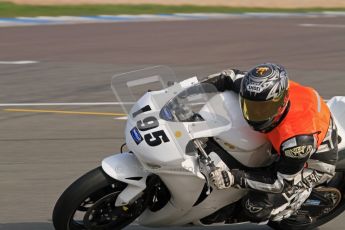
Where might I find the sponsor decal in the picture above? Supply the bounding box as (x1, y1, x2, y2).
(305, 145, 313, 154)
(284, 145, 313, 158)
(246, 75, 274, 95)
(130, 127, 143, 145)
(175, 131, 182, 138)
(305, 199, 321, 206)
(304, 171, 323, 186)
(256, 67, 270, 76)
(161, 107, 173, 121)
(247, 84, 264, 93)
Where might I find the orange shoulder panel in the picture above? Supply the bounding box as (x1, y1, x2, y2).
(266, 81, 330, 154)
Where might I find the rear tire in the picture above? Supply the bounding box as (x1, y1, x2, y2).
(269, 172, 345, 230)
(52, 167, 144, 230)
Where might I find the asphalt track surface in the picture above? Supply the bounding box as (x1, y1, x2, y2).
(0, 16, 345, 230)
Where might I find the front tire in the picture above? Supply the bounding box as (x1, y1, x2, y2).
(53, 167, 145, 230)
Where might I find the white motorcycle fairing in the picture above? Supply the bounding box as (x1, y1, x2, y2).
(102, 153, 150, 206)
(328, 96, 345, 152)
(102, 66, 345, 227)
(328, 96, 345, 170)
(101, 70, 273, 227)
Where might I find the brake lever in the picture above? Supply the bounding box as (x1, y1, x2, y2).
(193, 139, 216, 169)
(194, 139, 217, 195)
(198, 158, 212, 195)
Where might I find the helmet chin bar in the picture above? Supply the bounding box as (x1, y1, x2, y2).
(246, 101, 291, 133)
(247, 118, 273, 133)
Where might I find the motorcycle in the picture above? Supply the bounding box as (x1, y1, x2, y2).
(53, 66, 345, 230)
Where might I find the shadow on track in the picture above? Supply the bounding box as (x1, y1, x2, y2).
(0, 223, 53, 230)
(0, 222, 270, 230)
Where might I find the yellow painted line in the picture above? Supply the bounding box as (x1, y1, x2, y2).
(4, 108, 127, 117)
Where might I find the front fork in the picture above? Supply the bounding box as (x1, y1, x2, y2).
(102, 152, 149, 206)
(102, 152, 171, 211)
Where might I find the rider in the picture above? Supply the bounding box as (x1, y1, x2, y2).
(204, 63, 338, 223)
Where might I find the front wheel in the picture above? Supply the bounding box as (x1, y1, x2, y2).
(52, 167, 146, 230)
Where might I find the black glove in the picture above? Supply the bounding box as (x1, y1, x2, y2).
(201, 69, 245, 92)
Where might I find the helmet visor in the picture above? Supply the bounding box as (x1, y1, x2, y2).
(240, 92, 287, 122)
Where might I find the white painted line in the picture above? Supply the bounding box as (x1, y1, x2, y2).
(323, 11, 345, 15)
(0, 102, 134, 107)
(0, 60, 39, 64)
(0, 101, 220, 107)
(300, 23, 345, 28)
(245, 12, 292, 16)
(54, 16, 97, 21)
(1, 12, 345, 28)
(4, 108, 127, 116)
(101, 14, 166, 19)
(115, 116, 128, 120)
(36, 16, 79, 21)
